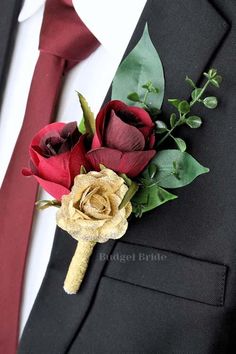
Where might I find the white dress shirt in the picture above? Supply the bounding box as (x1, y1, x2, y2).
(0, 0, 146, 336)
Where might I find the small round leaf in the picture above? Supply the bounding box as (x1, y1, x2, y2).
(185, 76, 196, 88)
(170, 113, 177, 128)
(178, 100, 190, 114)
(203, 96, 218, 109)
(191, 88, 202, 101)
(174, 137, 187, 152)
(156, 120, 168, 134)
(127, 92, 140, 102)
(186, 116, 202, 128)
(168, 98, 180, 108)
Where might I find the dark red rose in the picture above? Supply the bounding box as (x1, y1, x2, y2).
(87, 100, 156, 177)
(22, 122, 90, 200)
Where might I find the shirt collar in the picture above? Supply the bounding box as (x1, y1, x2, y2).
(18, 0, 147, 57)
(72, 0, 147, 57)
(18, 0, 45, 22)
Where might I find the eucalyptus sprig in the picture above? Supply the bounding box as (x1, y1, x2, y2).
(127, 80, 161, 118)
(155, 68, 222, 151)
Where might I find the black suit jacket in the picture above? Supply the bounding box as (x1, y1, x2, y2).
(0, 0, 23, 108)
(19, 0, 236, 353)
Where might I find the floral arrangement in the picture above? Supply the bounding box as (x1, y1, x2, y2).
(23, 24, 222, 294)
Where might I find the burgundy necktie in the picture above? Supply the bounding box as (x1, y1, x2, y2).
(0, 1, 99, 353)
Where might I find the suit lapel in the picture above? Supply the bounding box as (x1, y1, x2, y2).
(19, 1, 229, 353)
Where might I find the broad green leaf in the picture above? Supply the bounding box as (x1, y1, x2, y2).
(78, 93, 95, 136)
(78, 117, 86, 134)
(203, 96, 218, 109)
(132, 185, 177, 215)
(186, 115, 202, 128)
(145, 149, 209, 189)
(147, 163, 158, 179)
(112, 24, 164, 109)
(174, 137, 186, 152)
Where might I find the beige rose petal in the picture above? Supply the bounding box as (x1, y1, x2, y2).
(56, 168, 132, 243)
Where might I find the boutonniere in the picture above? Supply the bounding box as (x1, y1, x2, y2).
(23, 24, 222, 294)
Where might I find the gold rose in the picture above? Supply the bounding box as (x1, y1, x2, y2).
(56, 168, 132, 294)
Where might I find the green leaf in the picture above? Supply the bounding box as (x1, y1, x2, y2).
(168, 98, 180, 108)
(208, 68, 217, 78)
(146, 150, 209, 189)
(78, 117, 86, 134)
(119, 182, 139, 210)
(77, 93, 95, 136)
(35, 199, 61, 210)
(185, 76, 196, 88)
(203, 96, 218, 109)
(174, 137, 186, 152)
(127, 92, 140, 102)
(210, 75, 222, 88)
(142, 81, 159, 93)
(156, 120, 168, 133)
(119, 173, 133, 187)
(132, 185, 177, 215)
(112, 23, 165, 109)
(186, 115, 202, 128)
(170, 113, 177, 128)
(147, 163, 158, 179)
(178, 100, 190, 114)
(191, 88, 202, 101)
(80, 165, 87, 174)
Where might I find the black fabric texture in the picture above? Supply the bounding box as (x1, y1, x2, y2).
(19, 0, 236, 353)
(0, 0, 23, 108)
(103, 241, 227, 307)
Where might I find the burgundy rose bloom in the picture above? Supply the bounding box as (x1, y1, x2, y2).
(87, 100, 156, 177)
(23, 122, 90, 200)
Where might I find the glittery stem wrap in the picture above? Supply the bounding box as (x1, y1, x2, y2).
(63, 240, 96, 294)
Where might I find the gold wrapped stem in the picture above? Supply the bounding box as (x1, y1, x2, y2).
(63, 240, 96, 294)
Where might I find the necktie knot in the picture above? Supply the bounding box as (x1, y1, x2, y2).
(39, 0, 99, 66)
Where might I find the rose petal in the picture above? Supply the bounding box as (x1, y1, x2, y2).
(92, 100, 129, 149)
(87, 147, 122, 171)
(34, 175, 70, 200)
(92, 100, 155, 149)
(105, 110, 145, 152)
(69, 135, 91, 182)
(127, 106, 154, 128)
(30, 148, 71, 189)
(31, 122, 66, 146)
(59, 121, 81, 153)
(119, 150, 156, 177)
(87, 147, 156, 178)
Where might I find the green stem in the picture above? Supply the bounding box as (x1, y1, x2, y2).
(189, 80, 211, 107)
(143, 90, 149, 105)
(157, 115, 185, 146)
(157, 78, 212, 147)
